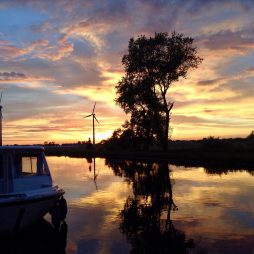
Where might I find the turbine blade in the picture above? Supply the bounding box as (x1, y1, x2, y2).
(92, 102, 96, 113)
(94, 115, 99, 124)
(83, 114, 92, 118)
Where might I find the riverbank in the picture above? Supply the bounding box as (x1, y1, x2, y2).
(44, 145, 254, 170)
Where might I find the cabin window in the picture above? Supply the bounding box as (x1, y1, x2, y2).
(13, 154, 49, 177)
(22, 157, 37, 175)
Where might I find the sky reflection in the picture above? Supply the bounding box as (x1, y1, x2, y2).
(172, 166, 254, 253)
(47, 156, 131, 254)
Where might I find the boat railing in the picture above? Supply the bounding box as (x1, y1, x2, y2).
(0, 193, 27, 199)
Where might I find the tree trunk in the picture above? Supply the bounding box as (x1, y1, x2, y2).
(161, 91, 170, 151)
(163, 110, 170, 151)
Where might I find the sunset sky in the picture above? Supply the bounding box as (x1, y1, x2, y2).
(0, 0, 254, 144)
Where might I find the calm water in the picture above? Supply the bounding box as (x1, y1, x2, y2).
(3, 156, 254, 254)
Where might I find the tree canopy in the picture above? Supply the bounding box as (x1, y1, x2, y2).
(115, 32, 202, 150)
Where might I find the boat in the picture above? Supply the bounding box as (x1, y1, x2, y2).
(0, 145, 65, 234)
(0, 218, 67, 253)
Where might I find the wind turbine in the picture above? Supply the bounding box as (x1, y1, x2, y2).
(83, 102, 99, 145)
(0, 91, 3, 146)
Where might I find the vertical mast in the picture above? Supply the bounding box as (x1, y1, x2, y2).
(93, 114, 95, 145)
(0, 105, 2, 146)
(0, 91, 2, 146)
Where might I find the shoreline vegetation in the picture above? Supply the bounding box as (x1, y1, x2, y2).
(43, 136, 254, 171)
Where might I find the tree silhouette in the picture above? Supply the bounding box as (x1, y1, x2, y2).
(116, 32, 202, 150)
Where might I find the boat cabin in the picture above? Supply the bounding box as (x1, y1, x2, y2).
(0, 146, 52, 194)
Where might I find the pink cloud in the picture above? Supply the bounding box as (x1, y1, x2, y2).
(0, 42, 31, 60)
(198, 29, 254, 53)
(35, 39, 74, 61)
(0, 38, 73, 61)
(246, 66, 254, 74)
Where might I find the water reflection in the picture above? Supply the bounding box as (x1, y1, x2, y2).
(107, 160, 195, 253)
(47, 157, 132, 253)
(18, 156, 254, 254)
(87, 157, 99, 190)
(0, 219, 67, 254)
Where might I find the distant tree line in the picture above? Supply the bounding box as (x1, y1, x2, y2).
(201, 132, 254, 150)
(102, 130, 254, 151)
(43, 138, 93, 150)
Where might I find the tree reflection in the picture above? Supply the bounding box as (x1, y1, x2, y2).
(106, 160, 195, 253)
(204, 166, 254, 176)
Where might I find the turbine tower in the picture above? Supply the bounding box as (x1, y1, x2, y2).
(0, 92, 3, 146)
(83, 102, 99, 145)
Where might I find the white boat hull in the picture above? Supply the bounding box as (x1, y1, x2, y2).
(0, 190, 63, 234)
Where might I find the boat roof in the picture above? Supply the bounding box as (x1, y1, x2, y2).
(0, 145, 44, 151)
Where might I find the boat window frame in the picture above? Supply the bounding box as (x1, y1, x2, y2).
(0, 152, 13, 193)
(11, 150, 50, 178)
